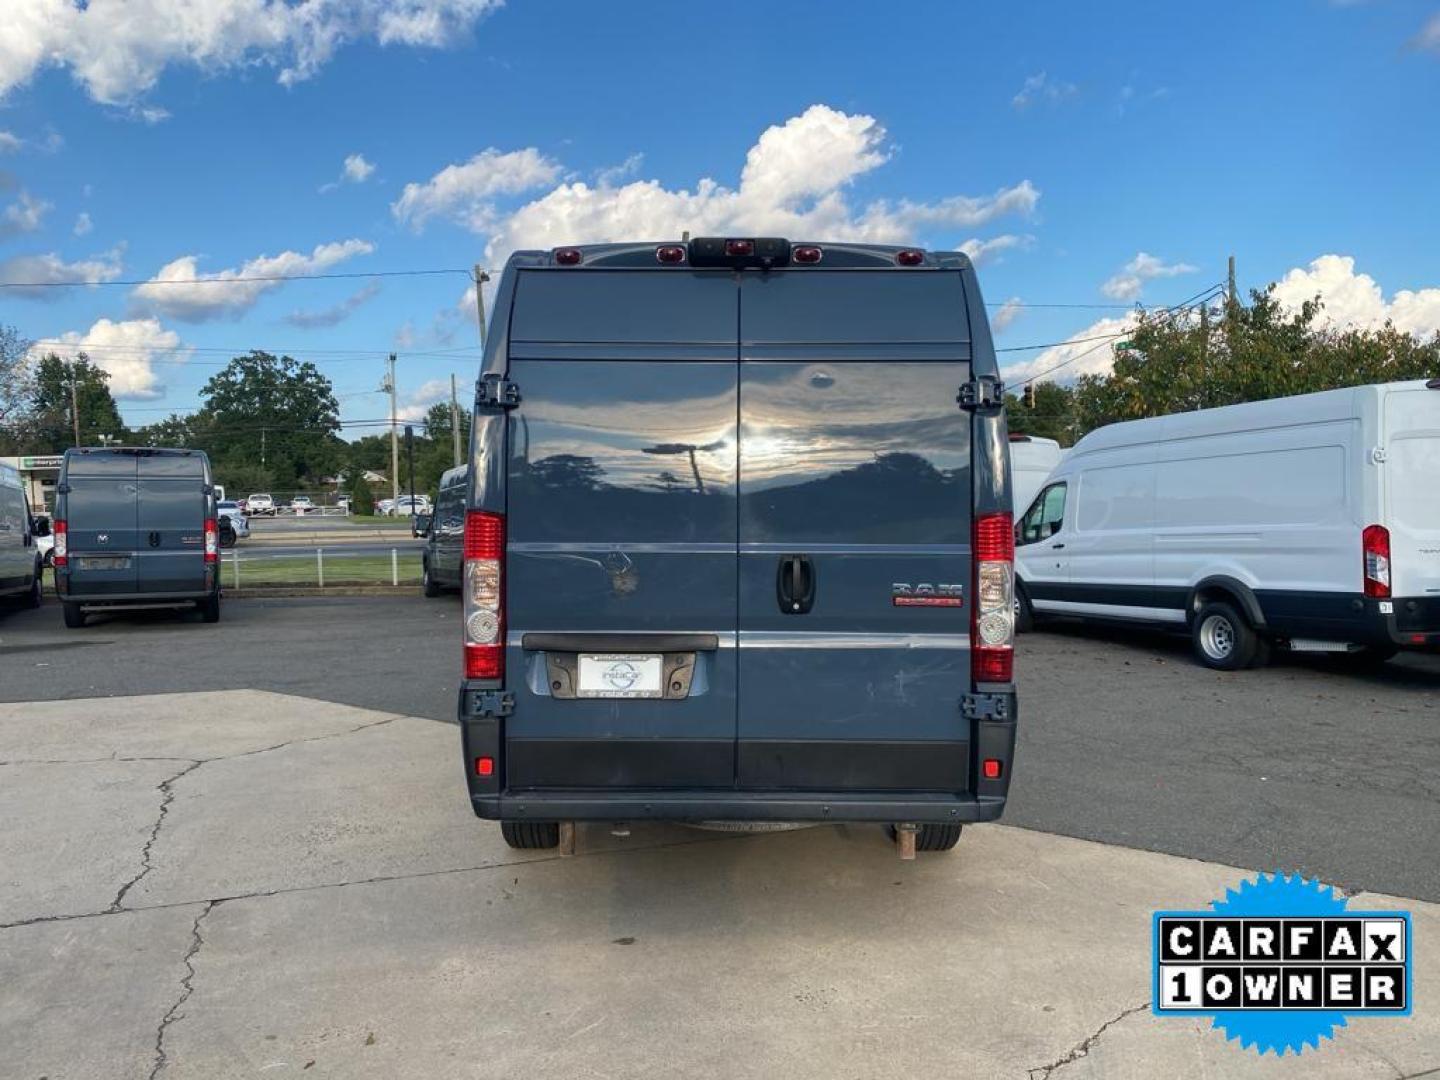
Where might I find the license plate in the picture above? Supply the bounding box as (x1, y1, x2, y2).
(79, 556, 130, 571)
(576, 654, 664, 699)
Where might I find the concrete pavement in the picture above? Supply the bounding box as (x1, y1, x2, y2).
(1, 690, 1434, 1079)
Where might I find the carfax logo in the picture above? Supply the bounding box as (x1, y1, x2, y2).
(1153, 873, 1412, 1055)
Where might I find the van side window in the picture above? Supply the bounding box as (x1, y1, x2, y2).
(1019, 482, 1066, 545)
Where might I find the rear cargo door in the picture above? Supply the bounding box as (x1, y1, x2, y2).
(65, 452, 139, 595)
(136, 453, 208, 593)
(737, 271, 974, 792)
(503, 270, 740, 790)
(1384, 385, 1440, 600)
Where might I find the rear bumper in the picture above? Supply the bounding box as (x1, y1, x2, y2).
(57, 588, 217, 605)
(469, 790, 1005, 824)
(1387, 595, 1440, 649)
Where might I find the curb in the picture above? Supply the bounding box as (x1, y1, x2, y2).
(223, 586, 420, 598)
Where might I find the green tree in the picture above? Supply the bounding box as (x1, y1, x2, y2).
(196, 351, 340, 490)
(19, 353, 127, 451)
(0, 325, 34, 447)
(349, 472, 375, 515)
(1005, 382, 1077, 445)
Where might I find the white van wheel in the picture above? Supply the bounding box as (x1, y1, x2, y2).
(1192, 601, 1258, 670)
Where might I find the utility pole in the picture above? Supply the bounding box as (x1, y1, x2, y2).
(385, 353, 400, 506)
(260, 428, 266, 468)
(1198, 302, 1209, 411)
(1227, 254, 1237, 309)
(69, 366, 80, 447)
(472, 266, 491, 349)
(405, 425, 416, 518)
(450, 372, 462, 466)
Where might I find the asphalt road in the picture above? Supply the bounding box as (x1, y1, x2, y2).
(2, 594, 1437, 900)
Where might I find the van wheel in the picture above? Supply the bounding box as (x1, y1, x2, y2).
(24, 567, 43, 609)
(1192, 601, 1258, 670)
(500, 821, 560, 849)
(63, 603, 86, 629)
(1015, 582, 1034, 634)
(422, 560, 441, 598)
(198, 596, 221, 623)
(885, 823, 964, 851)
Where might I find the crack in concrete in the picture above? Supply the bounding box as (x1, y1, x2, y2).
(1396, 1067, 1440, 1080)
(148, 900, 215, 1080)
(109, 760, 204, 912)
(0, 755, 201, 766)
(1026, 1001, 1151, 1080)
(0, 830, 749, 931)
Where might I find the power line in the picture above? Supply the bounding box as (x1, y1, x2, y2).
(1, 268, 472, 290)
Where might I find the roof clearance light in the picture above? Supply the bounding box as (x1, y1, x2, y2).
(792, 245, 823, 264)
(555, 248, 582, 266)
(656, 245, 686, 264)
(896, 249, 924, 267)
(724, 239, 755, 257)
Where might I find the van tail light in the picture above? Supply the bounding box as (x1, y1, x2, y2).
(464, 510, 505, 679)
(792, 245, 823, 264)
(973, 511, 1014, 683)
(204, 519, 217, 563)
(53, 520, 68, 567)
(1362, 524, 1390, 598)
(896, 249, 924, 266)
(655, 245, 686, 264)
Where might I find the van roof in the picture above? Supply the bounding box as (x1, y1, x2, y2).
(506, 238, 976, 272)
(1066, 380, 1437, 459)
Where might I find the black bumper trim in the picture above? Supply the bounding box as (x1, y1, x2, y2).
(520, 632, 719, 652)
(471, 790, 1005, 824)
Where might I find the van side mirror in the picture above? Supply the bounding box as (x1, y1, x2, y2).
(413, 513, 433, 538)
(32, 516, 50, 537)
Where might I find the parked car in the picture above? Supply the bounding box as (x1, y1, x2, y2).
(376, 498, 395, 516)
(0, 463, 45, 609)
(421, 466, 467, 597)
(393, 495, 431, 518)
(31, 514, 55, 567)
(457, 237, 1017, 855)
(53, 447, 221, 627)
(216, 500, 250, 542)
(1015, 379, 1440, 670)
(290, 495, 314, 514)
(236, 497, 249, 513)
(1008, 434, 1065, 519)
(247, 493, 275, 516)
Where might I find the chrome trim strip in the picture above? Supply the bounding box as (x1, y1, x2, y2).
(508, 631, 969, 650)
(510, 542, 735, 554)
(740, 543, 970, 555)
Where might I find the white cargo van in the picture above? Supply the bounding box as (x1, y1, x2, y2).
(1009, 435, 1064, 517)
(1014, 379, 1440, 669)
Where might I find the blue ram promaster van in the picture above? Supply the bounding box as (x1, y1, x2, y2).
(459, 238, 1017, 856)
(53, 447, 221, 628)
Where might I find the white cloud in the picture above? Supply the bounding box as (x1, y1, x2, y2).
(990, 297, 1024, 334)
(1, 190, 51, 237)
(132, 238, 375, 321)
(0, 130, 21, 153)
(1272, 254, 1440, 339)
(29, 317, 186, 400)
(1411, 12, 1440, 52)
(1000, 314, 1139, 387)
(1101, 251, 1197, 301)
(282, 281, 380, 328)
(460, 105, 1038, 266)
(397, 377, 451, 422)
(342, 152, 376, 183)
(129, 105, 171, 125)
(391, 147, 562, 230)
(0, 247, 124, 298)
(0, 0, 503, 107)
(595, 153, 644, 187)
(959, 234, 1032, 265)
(1012, 71, 1077, 109)
(73, 211, 93, 236)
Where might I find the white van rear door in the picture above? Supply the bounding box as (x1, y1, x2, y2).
(1384, 385, 1440, 599)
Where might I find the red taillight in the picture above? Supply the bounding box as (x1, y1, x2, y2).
(896, 249, 924, 266)
(1363, 524, 1391, 598)
(656, 245, 686, 264)
(204, 518, 217, 563)
(724, 238, 755, 257)
(464, 510, 505, 680)
(973, 510, 1014, 683)
(982, 758, 1003, 780)
(53, 519, 68, 567)
(555, 248, 582, 265)
(792, 245, 822, 264)
(474, 756, 495, 777)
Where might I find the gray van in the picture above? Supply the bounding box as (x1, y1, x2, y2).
(421, 464, 468, 597)
(458, 238, 1018, 856)
(0, 462, 45, 610)
(54, 447, 221, 628)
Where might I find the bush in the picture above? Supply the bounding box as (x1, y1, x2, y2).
(349, 473, 375, 516)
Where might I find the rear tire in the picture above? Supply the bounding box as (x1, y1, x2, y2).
(422, 560, 441, 598)
(500, 821, 560, 849)
(885, 823, 964, 852)
(63, 602, 85, 629)
(1015, 581, 1035, 634)
(24, 565, 42, 609)
(1192, 601, 1258, 671)
(198, 595, 221, 623)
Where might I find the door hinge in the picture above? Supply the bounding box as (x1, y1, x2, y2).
(472, 690, 515, 718)
(476, 373, 521, 409)
(958, 375, 1005, 412)
(961, 692, 1011, 721)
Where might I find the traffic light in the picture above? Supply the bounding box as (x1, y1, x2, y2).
(1021, 383, 1035, 409)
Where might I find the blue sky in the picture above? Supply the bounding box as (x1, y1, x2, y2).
(2, 0, 1438, 436)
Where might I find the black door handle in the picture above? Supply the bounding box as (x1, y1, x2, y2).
(776, 554, 816, 614)
(1050, 542, 1065, 549)
(149, 531, 161, 547)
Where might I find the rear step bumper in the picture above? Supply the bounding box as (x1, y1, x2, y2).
(470, 790, 1005, 825)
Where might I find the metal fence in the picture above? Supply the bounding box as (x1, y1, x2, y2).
(223, 547, 422, 588)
